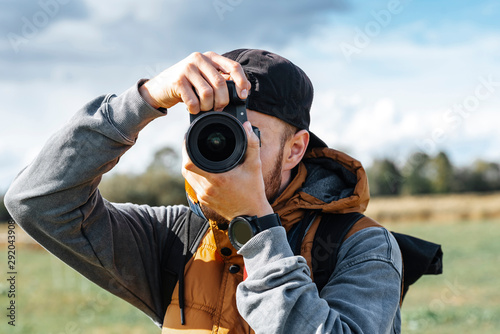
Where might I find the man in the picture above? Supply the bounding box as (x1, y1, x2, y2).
(5, 49, 402, 333)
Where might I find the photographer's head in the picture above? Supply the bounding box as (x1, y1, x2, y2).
(223, 49, 327, 199)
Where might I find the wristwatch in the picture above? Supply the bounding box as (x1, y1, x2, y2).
(228, 213, 281, 250)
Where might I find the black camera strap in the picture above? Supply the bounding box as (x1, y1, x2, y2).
(160, 209, 209, 323)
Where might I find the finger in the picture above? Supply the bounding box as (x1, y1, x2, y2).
(203, 51, 251, 99)
(211, 77, 229, 112)
(186, 52, 229, 112)
(186, 71, 215, 112)
(176, 76, 202, 114)
(193, 57, 229, 111)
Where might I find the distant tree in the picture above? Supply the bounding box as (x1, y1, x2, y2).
(147, 146, 180, 173)
(367, 159, 402, 196)
(429, 151, 454, 193)
(453, 160, 500, 193)
(99, 146, 187, 206)
(452, 167, 472, 193)
(401, 152, 433, 195)
(483, 162, 500, 191)
(474, 161, 500, 191)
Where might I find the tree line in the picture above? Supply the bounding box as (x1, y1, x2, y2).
(367, 151, 500, 196)
(1, 147, 499, 222)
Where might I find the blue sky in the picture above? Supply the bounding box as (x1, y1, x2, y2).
(1, 0, 499, 191)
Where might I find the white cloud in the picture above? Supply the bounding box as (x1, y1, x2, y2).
(284, 17, 500, 167)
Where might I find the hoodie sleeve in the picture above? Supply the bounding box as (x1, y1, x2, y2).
(4, 80, 187, 326)
(236, 226, 402, 334)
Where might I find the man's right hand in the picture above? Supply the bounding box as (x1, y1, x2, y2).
(139, 51, 251, 114)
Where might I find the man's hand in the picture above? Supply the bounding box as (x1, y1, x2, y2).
(139, 51, 251, 113)
(182, 121, 274, 222)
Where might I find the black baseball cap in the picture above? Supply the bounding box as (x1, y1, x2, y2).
(222, 49, 327, 150)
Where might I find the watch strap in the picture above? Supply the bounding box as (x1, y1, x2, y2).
(252, 213, 281, 233)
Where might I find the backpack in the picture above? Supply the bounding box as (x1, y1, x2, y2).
(307, 212, 443, 303)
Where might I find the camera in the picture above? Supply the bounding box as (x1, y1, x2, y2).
(186, 81, 260, 173)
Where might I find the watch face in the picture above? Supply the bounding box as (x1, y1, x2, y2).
(229, 218, 254, 249)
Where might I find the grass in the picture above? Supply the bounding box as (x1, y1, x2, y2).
(388, 219, 500, 334)
(1, 217, 499, 333)
(0, 233, 159, 334)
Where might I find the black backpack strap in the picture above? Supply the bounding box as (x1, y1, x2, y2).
(160, 209, 209, 317)
(312, 212, 365, 293)
(392, 232, 443, 300)
(287, 210, 318, 256)
(311, 212, 444, 304)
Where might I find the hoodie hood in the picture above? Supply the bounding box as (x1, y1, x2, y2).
(271, 147, 370, 230)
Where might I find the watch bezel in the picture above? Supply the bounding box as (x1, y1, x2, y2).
(228, 216, 256, 250)
(228, 214, 281, 251)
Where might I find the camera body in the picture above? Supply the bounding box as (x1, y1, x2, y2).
(186, 81, 260, 173)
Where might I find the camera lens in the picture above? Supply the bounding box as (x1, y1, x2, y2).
(186, 112, 247, 173)
(206, 132, 226, 153)
(198, 124, 235, 162)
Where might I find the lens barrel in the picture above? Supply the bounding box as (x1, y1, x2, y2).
(186, 112, 247, 173)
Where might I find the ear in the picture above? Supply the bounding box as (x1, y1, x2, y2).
(282, 130, 309, 172)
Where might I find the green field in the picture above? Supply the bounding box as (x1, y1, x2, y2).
(1, 219, 499, 333)
(390, 219, 500, 334)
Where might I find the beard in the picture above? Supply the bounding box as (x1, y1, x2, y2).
(200, 145, 285, 224)
(263, 145, 285, 204)
(199, 205, 229, 224)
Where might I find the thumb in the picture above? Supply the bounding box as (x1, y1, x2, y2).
(243, 121, 261, 161)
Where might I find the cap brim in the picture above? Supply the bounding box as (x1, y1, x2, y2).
(307, 131, 328, 151)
